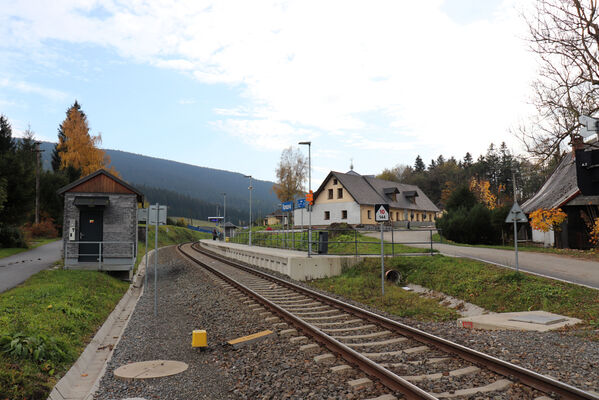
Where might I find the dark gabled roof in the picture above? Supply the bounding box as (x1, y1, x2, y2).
(223, 221, 237, 228)
(522, 152, 579, 213)
(314, 171, 439, 212)
(57, 169, 144, 202)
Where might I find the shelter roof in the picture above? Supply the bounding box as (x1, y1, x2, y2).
(521, 152, 579, 213)
(57, 169, 144, 203)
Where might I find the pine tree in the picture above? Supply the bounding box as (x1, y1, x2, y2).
(414, 155, 425, 172)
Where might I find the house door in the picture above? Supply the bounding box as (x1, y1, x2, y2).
(79, 208, 104, 262)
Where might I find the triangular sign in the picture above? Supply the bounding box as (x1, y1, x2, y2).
(375, 203, 390, 222)
(505, 202, 528, 223)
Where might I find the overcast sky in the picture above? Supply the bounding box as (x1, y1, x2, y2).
(0, 0, 538, 185)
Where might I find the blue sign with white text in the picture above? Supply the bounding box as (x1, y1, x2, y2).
(282, 201, 293, 212)
(296, 198, 306, 209)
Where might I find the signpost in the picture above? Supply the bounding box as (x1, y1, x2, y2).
(375, 204, 390, 296)
(505, 202, 527, 273)
(149, 204, 167, 317)
(137, 208, 149, 288)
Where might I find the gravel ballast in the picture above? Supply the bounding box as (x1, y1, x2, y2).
(94, 246, 392, 399)
(199, 244, 599, 397)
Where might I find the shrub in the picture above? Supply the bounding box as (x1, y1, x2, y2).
(0, 333, 66, 363)
(437, 203, 499, 245)
(176, 218, 187, 227)
(22, 216, 59, 239)
(0, 223, 27, 248)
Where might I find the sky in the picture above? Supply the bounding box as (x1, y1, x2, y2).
(0, 0, 538, 186)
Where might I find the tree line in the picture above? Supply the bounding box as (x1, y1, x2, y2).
(378, 142, 553, 210)
(0, 102, 113, 247)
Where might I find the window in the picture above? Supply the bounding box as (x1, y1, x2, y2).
(368, 210, 372, 219)
(328, 189, 333, 199)
(396, 212, 400, 221)
(342, 210, 347, 219)
(423, 213, 427, 221)
(337, 188, 343, 198)
(333, 178, 338, 185)
(324, 211, 330, 220)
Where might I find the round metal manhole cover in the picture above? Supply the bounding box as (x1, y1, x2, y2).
(114, 360, 188, 380)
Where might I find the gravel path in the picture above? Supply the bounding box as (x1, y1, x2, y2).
(94, 246, 392, 399)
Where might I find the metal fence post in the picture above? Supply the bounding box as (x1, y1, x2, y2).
(98, 242, 102, 271)
(430, 229, 433, 256)
(391, 225, 395, 257)
(354, 229, 358, 256)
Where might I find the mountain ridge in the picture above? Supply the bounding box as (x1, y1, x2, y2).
(39, 142, 281, 223)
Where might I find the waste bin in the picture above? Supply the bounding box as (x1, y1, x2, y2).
(318, 231, 329, 254)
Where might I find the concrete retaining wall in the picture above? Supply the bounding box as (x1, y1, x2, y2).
(200, 240, 362, 281)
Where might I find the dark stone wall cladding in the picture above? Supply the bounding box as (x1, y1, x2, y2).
(62, 193, 137, 259)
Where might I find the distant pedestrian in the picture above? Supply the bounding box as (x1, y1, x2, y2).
(407, 221, 411, 230)
(212, 229, 217, 240)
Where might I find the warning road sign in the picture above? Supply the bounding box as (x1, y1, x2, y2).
(375, 203, 390, 222)
(505, 202, 528, 223)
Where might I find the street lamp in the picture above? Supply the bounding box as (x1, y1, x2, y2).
(222, 193, 226, 241)
(298, 141, 312, 257)
(244, 175, 253, 246)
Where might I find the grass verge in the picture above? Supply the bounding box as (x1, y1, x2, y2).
(311, 255, 599, 330)
(0, 224, 208, 400)
(0, 238, 59, 259)
(309, 259, 460, 322)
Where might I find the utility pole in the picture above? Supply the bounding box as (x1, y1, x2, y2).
(512, 171, 519, 273)
(244, 175, 253, 246)
(222, 193, 227, 241)
(299, 141, 312, 257)
(34, 142, 44, 224)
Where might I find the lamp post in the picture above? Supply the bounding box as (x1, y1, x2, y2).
(298, 141, 312, 257)
(222, 193, 226, 241)
(244, 175, 253, 246)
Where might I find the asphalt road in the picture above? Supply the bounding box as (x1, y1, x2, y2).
(0, 240, 62, 293)
(366, 230, 599, 290)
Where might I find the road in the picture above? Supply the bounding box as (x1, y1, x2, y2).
(0, 240, 61, 293)
(365, 230, 599, 290)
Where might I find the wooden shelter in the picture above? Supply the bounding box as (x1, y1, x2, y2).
(57, 169, 144, 278)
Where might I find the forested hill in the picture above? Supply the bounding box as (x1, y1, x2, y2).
(40, 142, 280, 223)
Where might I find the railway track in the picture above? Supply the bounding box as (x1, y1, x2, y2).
(178, 242, 598, 400)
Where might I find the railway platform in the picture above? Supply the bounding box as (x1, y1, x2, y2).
(198, 239, 362, 281)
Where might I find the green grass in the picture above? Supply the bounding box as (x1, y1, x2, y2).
(230, 230, 433, 255)
(170, 217, 218, 228)
(0, 270, 129, 399)
(136, 224, 211, 271)
(309, 260, 460, 322)
(0, 224, 208, 400)
(0, 238, 59, 259)
(310, 255, 599, 329)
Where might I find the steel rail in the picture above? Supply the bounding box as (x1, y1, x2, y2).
(178, 243, 436, 400)
(185, 242, 599, 400)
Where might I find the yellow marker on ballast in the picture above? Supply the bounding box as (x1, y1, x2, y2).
(192, 330, 207, 347)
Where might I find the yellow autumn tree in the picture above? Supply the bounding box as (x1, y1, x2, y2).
(469, 177, 496, 209)
(529, 208, 567, 232)
(57, 105, 118, 177)
(589, 217, 599, 247)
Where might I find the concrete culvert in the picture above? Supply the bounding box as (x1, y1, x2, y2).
(385, 270, 401, 283)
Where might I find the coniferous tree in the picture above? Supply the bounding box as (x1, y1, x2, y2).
(414, 155, 425, 172)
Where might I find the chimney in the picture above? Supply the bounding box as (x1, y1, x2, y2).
(571, 134, 585, 153)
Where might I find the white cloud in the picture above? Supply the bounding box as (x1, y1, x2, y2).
(1, 0, 538, 160)
(0, 78, 68, 101)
